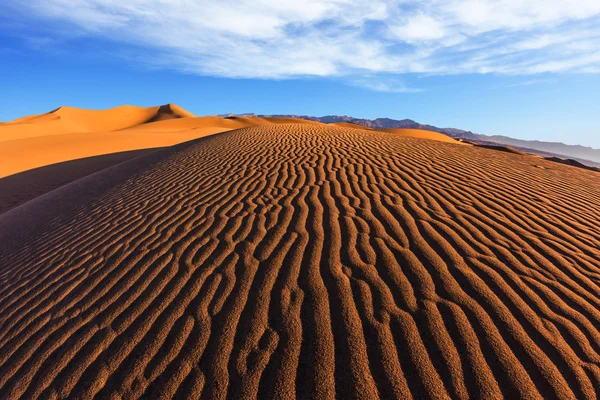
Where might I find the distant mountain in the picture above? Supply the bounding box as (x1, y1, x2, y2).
(230, 114, 600, 166)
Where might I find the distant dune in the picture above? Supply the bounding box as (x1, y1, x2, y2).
(1, 104, 194, 141)
(330, 122, 467, 145)
(380, 128, 468, 145)
(1, 123, 599, 399)
(473, 143, 526, 155)
(544, 157, 600, 172)
(225, 116, 324, 126)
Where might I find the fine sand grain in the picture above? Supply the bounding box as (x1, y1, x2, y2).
(0, 124, 599, 399)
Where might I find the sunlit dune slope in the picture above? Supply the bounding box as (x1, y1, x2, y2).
(380, 128, 467, 144)
(330, 122, 465, 145)
(1, 124, 599, 399)
(118, 116, 250, 133)
(0, 122, 229, 178)
(0, 104, 196, 142)
(330, 121, 374, 130)
(0, 107, 322, 178)
(224, 116, 324, 126)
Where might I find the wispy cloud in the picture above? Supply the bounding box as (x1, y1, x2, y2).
(350, 77, 423, 93)
(6, 0, 600, 84)
(490, 78, 556, 89)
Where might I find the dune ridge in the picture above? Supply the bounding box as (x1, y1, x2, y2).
(1, 104, 195, 140)
(0, 124, 599, 399)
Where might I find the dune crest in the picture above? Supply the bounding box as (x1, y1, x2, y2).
(0, 104, 197, 141)
(225, 116, 323, 126)
(381, 128, 467, 144)
(0, 124, 599, 399)
(330, 122, 464, 145)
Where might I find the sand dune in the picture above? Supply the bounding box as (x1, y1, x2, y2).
(330, 121, 374, 130)
(545, 157, 600, 172)
(0, 125, 230, 179)
(0, 149, 159, 216)
(331, 122, 464, 145)
(225, 116, 323, 126)
(474, 143, 526, 155)
(381, 128, 467, 144)
(0, 104, 222, 178)
(0, 104, 195, 142)
(118, 116, 250, 133)
(0, 106, 333, 179)
(1, 124, 599, 399)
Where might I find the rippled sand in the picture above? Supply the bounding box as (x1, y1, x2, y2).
(0, 124, 599, 399)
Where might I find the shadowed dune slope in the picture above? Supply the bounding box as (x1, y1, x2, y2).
(1, 124, 600, 399)
(545, 157, 600, 172)
(474, 143, 526, 155)
(0, 149, 160, 216)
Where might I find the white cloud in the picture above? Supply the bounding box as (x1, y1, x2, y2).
(389, 14, 447, 42)
(8, 0, 600, 82)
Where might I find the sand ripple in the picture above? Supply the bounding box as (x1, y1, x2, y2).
(0, 124, 599, 399)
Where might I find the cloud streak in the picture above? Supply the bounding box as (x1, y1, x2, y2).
(8, 0, 600, 81)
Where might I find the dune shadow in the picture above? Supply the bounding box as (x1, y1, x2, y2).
(544, 156, 600, 172)
(0, 148, 162, 216)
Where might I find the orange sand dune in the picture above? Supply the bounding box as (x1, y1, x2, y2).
(0, 124, 230, 178)
(0, 107, 326, 178)
(225, 116, 323, 126)
(380, 128, 467, 144)
(330, 122, 465, 145)
(330, 121, 375, 130)
(0, 149, 158, 216)
(0, 104, 196, 142)
(1, 124, 599, 399)
(474, 143, 526, 154)
(0, 105, 464, 180)
(119, 116, 251, 133)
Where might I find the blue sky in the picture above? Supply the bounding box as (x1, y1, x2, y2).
(1, 1, 599, 147)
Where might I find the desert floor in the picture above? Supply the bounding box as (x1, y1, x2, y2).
(0, 118, 599, 399)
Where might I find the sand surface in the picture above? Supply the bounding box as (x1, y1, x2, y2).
(0, 149, 159, 216)
(380, 128, 468, 145)
(0, 124, 599, 399)
(0, 106, 332, 179)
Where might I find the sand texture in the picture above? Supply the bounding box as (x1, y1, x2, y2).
(0, 149, 160, 216)
(1, 124, 599, 399)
